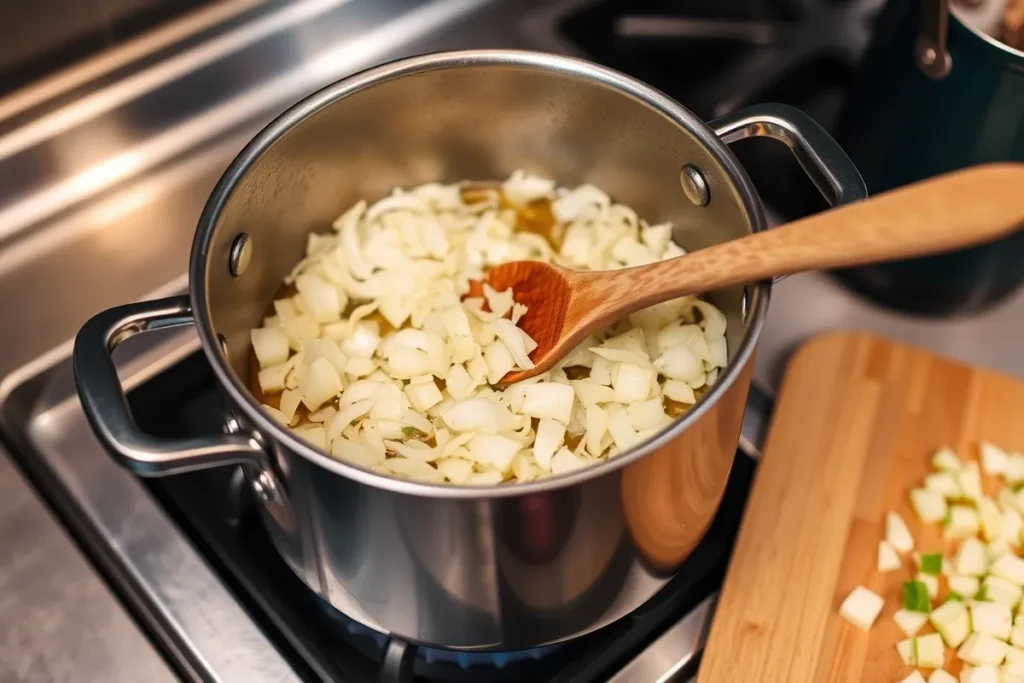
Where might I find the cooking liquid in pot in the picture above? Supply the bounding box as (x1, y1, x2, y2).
(247, 183, 696, 451)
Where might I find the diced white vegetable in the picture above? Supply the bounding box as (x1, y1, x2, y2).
(961, 461, 984, 501)
(894, 608, 929, 636)
(627, 398, 670, 432)
(949, 575, 981, 598)
(933, 447, 962, 472)
(520, 383, 575, 425)
(405, 379, 443, 413)
(912, 488, 949, 523)
(532, 419, 565, 471)
(900, 672, 927, 683)
(988, 539, 1012, 561)
(947, 505, 982, 541)
(550, 447, 589, 474)
(257, 362, 291, 393)
(927, 670, 957, 683)
(956, 538, 990, 576)
(1006, 454, 1024, 485)
(959, 633, 1009, 666)
(1003, 508, 1024, 547)
(917, 571, 940, 598)
(662, 379, 696, 405)
(897, 638, 915, 666)
(888, 511, 916, 553)
(1011, 626, 1024, 649)
(466, 434, 521, 473)
(879, 540, 902, 572)
(981, 575, 1023, 607)
(979, 497, 1004, 542)
(611, 363, 654, 404)
(972, 602, 1013, 639)
(838, 585, 884, 631)
(931, 599, 971, 647)
(915, 632, 946, 668)
(341, 323, 380, 359)
(436, 457, 474, 484)
(247, 172, 732, 486)
(298, 357, 344, 411)
(981, 441, 1011, 476)
(251, 327, 290, 367)
(991, 554, 1024, 586)
(925, 471, 962, 499)
(960, 665, 999, 683)
(295, 273, 342, 323)
(441, 398, 515, 434)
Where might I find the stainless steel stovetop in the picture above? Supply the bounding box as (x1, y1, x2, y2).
(2, 0, 1024, 681)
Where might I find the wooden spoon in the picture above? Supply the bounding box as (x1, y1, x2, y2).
(481, 162, 1024, 384)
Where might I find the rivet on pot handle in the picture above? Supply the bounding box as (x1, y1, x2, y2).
(73, 295, 265, 476)
(710, 102, 867, 208)
(711, 103, 867, 460)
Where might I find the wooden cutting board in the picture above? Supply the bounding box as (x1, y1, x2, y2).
(698, 331, 1024, 683)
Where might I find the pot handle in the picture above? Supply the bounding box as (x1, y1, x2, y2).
(710, 102, 867, 208)
(710, 104, 867, 460)
(73, 295, 265, 476)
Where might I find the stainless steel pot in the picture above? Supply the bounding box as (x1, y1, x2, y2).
(73, 50, 866, 651)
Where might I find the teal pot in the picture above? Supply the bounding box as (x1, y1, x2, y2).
(835, 0, 1024, 315)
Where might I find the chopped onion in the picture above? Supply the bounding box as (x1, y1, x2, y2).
(299, 357, 344, 412)
(520, 383, 574, 425)
(533, 419, 566, 470)
(611, 363, 653, 404)
(467, 434, 521, 472)
(248, 171, 730, 485)
(251, 328, 290, 367)
(551, 447, 589, 474)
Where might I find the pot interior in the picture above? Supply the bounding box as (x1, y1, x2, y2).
(196, 53, 761, 429)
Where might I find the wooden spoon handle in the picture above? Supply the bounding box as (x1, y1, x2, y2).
(582, 162, 1024, 316)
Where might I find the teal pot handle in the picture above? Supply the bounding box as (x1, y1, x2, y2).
(834, 0, 1024, 316)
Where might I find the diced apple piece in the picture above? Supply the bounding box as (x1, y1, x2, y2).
(1003, 507, 1024, 547)
(933, 446, 962, 472)
(981, 575, 1023, 607)
(888, 511, 916, 553)
(947, 505, 982, 541)
(900, 672, 927, 683)
(959, 632, 1009, 666)
(960, 461, 984, 501)
(991, 554, 1024, 586)
(979, 497, 1004, 541)
(897, 637, 915, 665)
(931, 599, 971, 647)
(914, 632, 945, 668)
(960, 665, 999, 683)
(912, 488, 949, 523)
(879, 540, 902, 572)
(925, 471, 962, 499)
(1006, 453, 1024, 485)
(917, 571, 940, 598)
(971, 601, 1013, 639)
(988, 539, 1013, 561)
(956, 538, 990, 576)
(1011, 625, 1024, 649)
(981, 441, 1010, 476)
(838, 585, 884, 631)
(894, 608, 930, 637)
(949, 575, 981, 598)
(928, 670, 957, 683)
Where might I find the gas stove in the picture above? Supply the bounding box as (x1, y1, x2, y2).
(5, 0, 1024, 681)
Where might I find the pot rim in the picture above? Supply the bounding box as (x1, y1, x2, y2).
(190, 49, 770, 499)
